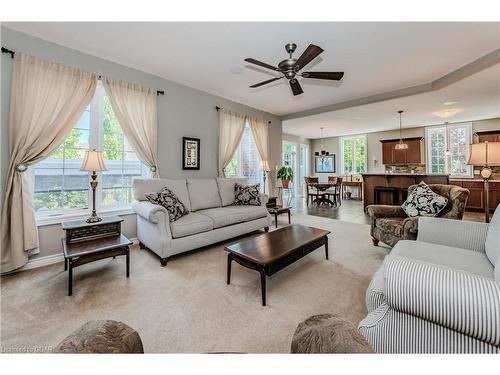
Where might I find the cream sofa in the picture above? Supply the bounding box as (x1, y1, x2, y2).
(358, 206, 500, 353)
(132, 178, 272, 266)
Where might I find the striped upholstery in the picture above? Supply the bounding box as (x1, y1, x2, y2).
(359, 216, 500, 353)
(417, 217, 488, 253)
(359, 304, 500, 353)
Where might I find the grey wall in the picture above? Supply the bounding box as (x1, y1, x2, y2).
(311, 118, 500, 179)
(0, 27, 282, 261)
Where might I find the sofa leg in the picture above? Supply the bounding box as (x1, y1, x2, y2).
(264, 226, 269, 233)
(160, 258, 168, 267)
(372, 237, 379, 246)
(139, 242, 146, 249)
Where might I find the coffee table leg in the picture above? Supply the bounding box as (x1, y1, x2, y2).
(68, 263, 73, 296)
(64, 258, 68, 271)
(288, 210, 291, 224)
(227, 253, 232, 285)
(259, 269, 266, 306)
(324, 235, 329, 260)
(275, 213, 278, 228)
(126, 247, 130, 277)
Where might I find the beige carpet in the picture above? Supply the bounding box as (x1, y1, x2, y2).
(0, 213, 389, 353)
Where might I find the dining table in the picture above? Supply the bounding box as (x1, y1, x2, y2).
(310, 182, 338, 206)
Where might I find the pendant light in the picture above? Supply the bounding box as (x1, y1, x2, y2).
(444, 122, 451, 156)
(315, 127, 330, 159)
(394, 110, 408, 150)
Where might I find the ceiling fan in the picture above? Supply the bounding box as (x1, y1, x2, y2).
(245, 43, 344, 96)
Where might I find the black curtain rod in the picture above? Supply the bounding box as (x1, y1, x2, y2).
(2, 46, 164, 96)
(215, 106, 271, 124)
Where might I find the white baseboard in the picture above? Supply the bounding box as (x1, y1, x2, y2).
(8, 237, 139, 274)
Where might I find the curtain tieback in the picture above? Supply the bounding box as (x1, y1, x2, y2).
(149, 165, 157, 173)
(15, 163, 28, 172)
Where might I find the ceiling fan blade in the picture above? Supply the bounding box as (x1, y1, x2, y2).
(301, 71, 344, 80)
(289, 79, 304, 96)
(293, 44, 324, 71)
(244, 58, 280, 72)
(249, 77, 283, 88)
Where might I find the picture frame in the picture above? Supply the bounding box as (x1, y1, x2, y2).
(182, 137, 200, 170)
(314, 155, 336, 173)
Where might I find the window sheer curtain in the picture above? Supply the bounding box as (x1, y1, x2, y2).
(0, 52, 97, 273)
(102, 77, 159, 177)
(0, 53, 97, 273)
(249, 117, 271, 194)
(218, 109, 246, 177)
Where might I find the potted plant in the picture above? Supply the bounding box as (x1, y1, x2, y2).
(277, 166, 294, 188)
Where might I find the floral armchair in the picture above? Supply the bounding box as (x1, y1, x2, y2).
(367, 184, 470, 247)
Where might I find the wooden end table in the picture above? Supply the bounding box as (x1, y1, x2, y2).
(267, 205, 291, 228)
(225, 224, 330, 306)
(61, 216, 132, 296)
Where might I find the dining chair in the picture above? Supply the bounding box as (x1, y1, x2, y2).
(304, 177, 325, 206)
(326, 176, 338, 205)
(334, 177, 343, 206)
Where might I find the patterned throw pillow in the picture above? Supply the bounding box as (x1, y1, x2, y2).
(234, 183, 261, 206)
(145, 187, 187, 222)
(402, 181, 448, 218)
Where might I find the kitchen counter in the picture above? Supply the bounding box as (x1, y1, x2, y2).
(361, 173, 450, 209)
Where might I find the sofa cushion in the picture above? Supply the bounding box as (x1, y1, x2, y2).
(197, 205, 268, 229)
(217, 177, 248, 206)
(402, 181, 448, 218)
(391, 240, 494, 279)
(133, 178, 191, 211)
(169, 212, 213, 238)
(145, 187, 187, 222)
(485, 204, 500, 268)
(187, 178, 222, 211)
(234, 183, 261, 206)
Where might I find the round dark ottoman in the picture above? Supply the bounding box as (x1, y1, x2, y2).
(291, 314, 374, 353)
(54, 320, 144, 353)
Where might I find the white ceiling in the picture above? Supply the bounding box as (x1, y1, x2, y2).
(284, 63, 500, 139)
(3, 22, 499, 118)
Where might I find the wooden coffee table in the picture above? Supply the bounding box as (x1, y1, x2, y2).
(225, 224, 330, 306)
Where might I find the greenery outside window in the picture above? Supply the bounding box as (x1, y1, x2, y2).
(340, 135, 366, 175)
(33, 84, 150, 219)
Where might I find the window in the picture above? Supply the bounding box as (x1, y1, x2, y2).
(340, 135, 366, 175)
(224, 122, 262, 186)
(426, 123, 472, 177)
(33, 85, 150, 218)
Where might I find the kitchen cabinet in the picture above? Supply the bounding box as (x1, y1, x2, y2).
(450, 180, 500, 212)
(380, 137, 423, 165)
(476, 131, 500, 143)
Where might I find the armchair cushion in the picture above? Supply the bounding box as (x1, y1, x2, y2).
(402, 181, 448, 218)
(485, 204, 500, 268)
(384, 256, 500, 346)
(367, 205, 406, 219)
(375, 217, 404, 238)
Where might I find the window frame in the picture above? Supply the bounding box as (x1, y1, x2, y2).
(34, 84, 149, 225)
(339, 134, 367, 175)
(425, 123, 473, 178)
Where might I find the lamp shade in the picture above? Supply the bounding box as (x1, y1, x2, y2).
(260, 160, 271, 172)
(468, 142, 500, 166)
(80, 149, 107, 172)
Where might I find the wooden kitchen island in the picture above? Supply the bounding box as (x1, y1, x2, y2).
(361, 173, 450, 210)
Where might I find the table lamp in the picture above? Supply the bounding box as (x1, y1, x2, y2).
(468, 141, 500, 223)
(260, 160, 271, 194)
(80, 149, 108, 223)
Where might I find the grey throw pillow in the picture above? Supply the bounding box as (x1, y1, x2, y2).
(234, 183, 261, 206)
(402, 181, 448, 218)
(145, 187, 187, 222)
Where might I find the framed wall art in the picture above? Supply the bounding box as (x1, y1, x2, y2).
(182, 137, 200, 170)
(314, 155, 336, 173)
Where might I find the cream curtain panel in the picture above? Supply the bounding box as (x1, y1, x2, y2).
(249, 117, 271, 194)
(102, 77, 159, 177)
(218, 109, 246, 177)
(0, 53, 97, 273)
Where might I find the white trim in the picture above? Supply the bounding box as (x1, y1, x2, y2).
(340, 134, 367, 175)
(4, 238, 139, 274)
(36, 208, 135, 226)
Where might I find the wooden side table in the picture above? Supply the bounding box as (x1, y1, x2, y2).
(267, 205, 291, 228)
(342, 181, 363, 200)
(61, 216, 132, 296)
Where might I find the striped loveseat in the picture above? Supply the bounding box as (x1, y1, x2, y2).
(358, 208, 500, 353)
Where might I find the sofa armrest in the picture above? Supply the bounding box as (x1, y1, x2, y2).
(417, 217, 488, 253)
(366, 205, 406, 219)
(385, 256, 500, 346)
(132, 201, 168, 224)
(260, 193, 269, 207)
